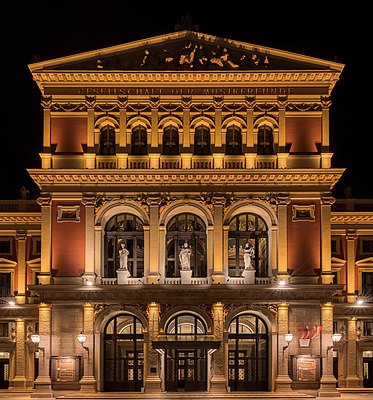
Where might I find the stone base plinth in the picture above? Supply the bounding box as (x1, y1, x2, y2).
(79, 376, 97, 392)
(317, 375, 340, 397)
(117, 268, 131, 284)
(180, 269, 192, 284)
(241, 268, 255, 284)
(210, 375, 227, 392)
(145, 376, 161, 392)
(275, 374, 293, 391)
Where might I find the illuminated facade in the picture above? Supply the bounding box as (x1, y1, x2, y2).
(1, 29, 372, 396)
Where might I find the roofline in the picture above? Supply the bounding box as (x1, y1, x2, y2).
(28, 30, 345, 73)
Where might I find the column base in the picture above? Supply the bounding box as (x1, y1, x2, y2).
(210, 374, 227, 392)
(146, 274, 161, 285)
(145, 375, 161, 392)
(346, 375, 363, 387)
(275, 374, 293, 391)
(9, 376, 27, 389)
(79, 376, 97, 392)
(321, 273, 334, 284)
(317, 374, 340, 397)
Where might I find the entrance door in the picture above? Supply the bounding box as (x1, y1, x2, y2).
(166, 349, 206, 391)
(228, 314, 269, 391)
(0, 359, 9, 389)
(363, 358, 373, 387)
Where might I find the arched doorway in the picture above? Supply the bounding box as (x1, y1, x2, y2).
(228, 313, 269, 391)
(103, 314, 144, 392)
(164, 313, 208, 392)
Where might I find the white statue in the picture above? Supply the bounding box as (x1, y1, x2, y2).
(243, 242, 255, 270)
(179, 242, 191, 270)
(118, 243, 130, 270)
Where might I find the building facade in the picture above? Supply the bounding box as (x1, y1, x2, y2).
(1, 29, 372, 396)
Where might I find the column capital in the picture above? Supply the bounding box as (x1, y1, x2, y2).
(15, 230, 27, 241)
(346, 229, 358, 241)
(321, 192, 336, 205)
(277, 193, 291, 205)
(82, 194, 96, 206)
(37, 193, 51, 206)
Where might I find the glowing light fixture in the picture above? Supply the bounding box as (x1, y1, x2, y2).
(77, 332, 89, 352)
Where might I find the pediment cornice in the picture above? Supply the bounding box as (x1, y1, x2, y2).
(28, 168, 344, 192)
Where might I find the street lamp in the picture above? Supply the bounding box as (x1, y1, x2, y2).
(327, 332, 342, 352)
(77, 332, 89, 352)
(31, 334, 45, 357)
(283, 332, 293, 353)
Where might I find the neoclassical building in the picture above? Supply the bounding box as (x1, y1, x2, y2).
(1, 29, 373, 397)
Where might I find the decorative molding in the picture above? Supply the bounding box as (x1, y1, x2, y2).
(0, 215, 41, 224)
(331, 214, 373, 224)
(292, 204, 316, 221)
(57, 205, 80, 222)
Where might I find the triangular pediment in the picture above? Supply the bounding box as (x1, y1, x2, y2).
(29, 30, 344, 73)
(331, 257, 346, 267)
(356, 257, 373, 267)
(0, 258, 17, 268)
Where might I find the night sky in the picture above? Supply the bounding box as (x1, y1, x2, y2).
(1, 2, 367, 200)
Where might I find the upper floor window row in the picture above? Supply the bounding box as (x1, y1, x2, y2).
(98, 124, 275, 156)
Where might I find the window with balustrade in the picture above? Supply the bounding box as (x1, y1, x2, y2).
(99, 125, 116, 155)
(131, 125, 148, 155)
(162, 125, 179, 155)
(226, 125, 242, 155)
(228, 213, 268, 278)
(194, 125, 211, 155)
(104, 214, 144, 279)
(166, 213, 207, 278)
(257, 125, 274, 155)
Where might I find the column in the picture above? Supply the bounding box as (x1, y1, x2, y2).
(79, 303, 97, 392)
(182, 97, 191, 148)
(212, 196, 226, 284)
(82, 195, 96, 284)
(9, 318, 27, 389)
(151, 100, 159, 148)
(318, 302, 340, 397)
(145, 302, 161, 392)
(277, 194, 290, 281)
(321, 96, 331, 150)
(147, 197, 160, 284)
(210, 302, 226, 392)
(275, 303, 292, 391)
(33, 303, 52, 397)
(118, 97, 128, 148)
(37, 194, 52, 285)
(321, 193, 335, 284)
(345, 317, 362, 387)
(85, 97, 96, 169)
(15, 230, 27, 304)
(214, 98, 222, 148)
(346, 229, 358, 303)
(278, 96, 287, 150)
(245, 96, 255, 148)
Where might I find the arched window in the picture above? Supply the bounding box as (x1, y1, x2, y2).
(194, 125, 210, 155)
(99, 125, 116, 155)
(103, 314, 144, 392)
(104, 214, 144, 278)
(228, 313, 269, 391)
(226, 125, 242, 155)
(228, 213, 268, 278)
(165, 313, 207, 391)
(131, 125, 147, 155)
(257, 125, 274, 155)
(166, 213, 207, 278)
(163, 125, 179, 155)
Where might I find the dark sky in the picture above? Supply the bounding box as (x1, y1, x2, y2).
(1, 2, 367, 200)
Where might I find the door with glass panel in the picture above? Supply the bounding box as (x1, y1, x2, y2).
(228, 314, 269, 391)
(104, 314, 144, 392)
(165, 313, 207, 391)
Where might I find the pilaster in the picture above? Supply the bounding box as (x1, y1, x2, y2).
(82, 195, 96, 284)
(210, 302, 226, 392)
(345, 317, 362, 387)
(212, 196, 226, 284)
(15, 230, 27, 304)
(275, 303, 292, 391)
(79, 303, 97, 392)
(147, 197, 161, 284)
(346, 229, 358, 303)
(9, 318, 27, 389)
(320, 193, 335, 284)
(145, 302, 161, 392)
(277, 194, 290, 280)
(37, 194, 52, 285)
(318, 302, 340, 397)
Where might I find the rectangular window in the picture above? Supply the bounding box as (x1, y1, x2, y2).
(0, 323, 8, 337)
(331, 236, 341, 255)
(362, 272, 373, 298)
(0, 238, 12, 255)
(362, 239, 373, 254)
(32, 237, 41, 255)
(364, 321, 373, 336)
(0, 273, 11, 297)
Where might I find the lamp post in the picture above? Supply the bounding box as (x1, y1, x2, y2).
(283, 332, 293, 353)
(77, 332, 89, 353)
(327, 332, 342, 352)
(31, 334, 45, 358)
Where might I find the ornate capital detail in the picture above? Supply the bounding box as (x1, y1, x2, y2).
(245, 95, 256, 108)
(150, 96, 160, 108)
(82, 194, 96, 206)
(276, 193, 291, 205)
(36, 193, 51, 206)
(277, 95, 288, 108)
(146, 195, 162, 206)
(321, 192, 336, 205)
(51, 102, 87, 112)
(15, 230, 27, 241)
(85, 95, 96, 108)
(211, 195, 227, 206)
(286, 102, 322, 111)
(213, 95, 224, 108)
(117, 95, 128, 108)
(93, 304, 109, 321)
(346, 228, 358, 241)
(41, 95, 52, 109)
(321, 95, 332, 108)
(181, 96, 192, 108)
